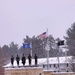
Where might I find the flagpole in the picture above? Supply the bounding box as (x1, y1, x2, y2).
(30, 42, 32, 57)
(46, 28, 50, 70)
(57, 45, 60, 72)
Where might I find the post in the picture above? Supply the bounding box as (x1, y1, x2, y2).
(31, 49, 32, 57)
(47, 28, 49, 70)
(45, 38, 50, 70)
(47, 48, 49, 70)
(44, 28, 50, 70)
(64, 46, 68, 72)
(57, 40, 64, 72)
(57, 45, 60, 72)
(65, 50, 67, 72)
(30, 42, 32, 57)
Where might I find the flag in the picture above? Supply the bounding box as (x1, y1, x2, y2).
(23, 43, 31, 48)
(57, 40, 64, 46)
(37, 32, 47, 38)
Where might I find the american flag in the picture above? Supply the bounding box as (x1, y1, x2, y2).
(37, 32, 47, 38)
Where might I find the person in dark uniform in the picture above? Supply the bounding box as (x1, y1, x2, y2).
(28, 54, 32, 66)
(34, 54, 38, 66)
(21, 54, 26, 66)
(16, 54, 20, 66)
(11, 55, 14, 66)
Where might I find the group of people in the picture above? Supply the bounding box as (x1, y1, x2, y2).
(11, 54, 38, 66)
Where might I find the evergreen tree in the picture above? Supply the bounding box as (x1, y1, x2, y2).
(65, 22, 75, 56)
(2, 45, 10, 63)
(9, 42, 18, 58)
(0, 48, 5, 75)
(65, 22, 75, 72)
(48, 35, 59, 57)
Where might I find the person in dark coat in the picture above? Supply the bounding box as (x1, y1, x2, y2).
(21, 54, 26, 66)
(34, 54, 38, 66)
(16, 54, 20, 66)
(28, 54, 32, 66)
(11, 55, 14, 66)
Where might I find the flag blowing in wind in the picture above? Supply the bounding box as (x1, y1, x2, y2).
(37, 32, 47, 38)
(23, 43, 31, 48)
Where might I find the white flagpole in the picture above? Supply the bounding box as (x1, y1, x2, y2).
(45, 28, 50, 70)
(57, 45, 60, 72)
(30, 42, 32, 57)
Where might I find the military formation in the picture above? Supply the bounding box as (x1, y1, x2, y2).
(11, 54, 38, 67)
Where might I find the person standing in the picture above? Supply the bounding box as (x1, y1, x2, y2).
(16, 54, 20, 66)
(28, 54, 32, 66)
(34, 54, 38, 66)
(11, 55, 14, 66)
(21, 54, 26, 66)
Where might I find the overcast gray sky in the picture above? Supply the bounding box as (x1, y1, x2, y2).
(0, 0, 75, 47)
